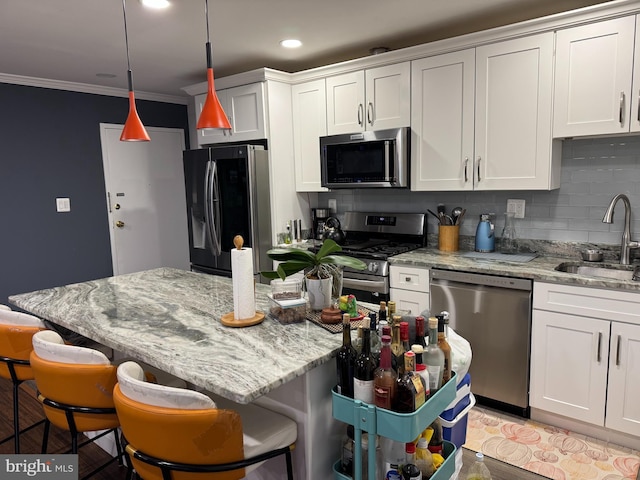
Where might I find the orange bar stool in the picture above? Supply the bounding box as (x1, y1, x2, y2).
(114, 361, 298, 480)
(30, 330, 126, 479)
(0, 309, 47, 453)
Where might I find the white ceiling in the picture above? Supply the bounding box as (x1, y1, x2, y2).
(0, 0, 612, 99)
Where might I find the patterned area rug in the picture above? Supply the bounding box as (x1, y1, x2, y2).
(463, 406, 640, 480)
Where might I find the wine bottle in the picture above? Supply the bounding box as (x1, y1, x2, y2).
(411, 344, 431, 400)
(379, 301, 387, 324)
(414, 316, 427, 348)
(400, 321, 411, 354)
(423, 317, 444, 393)
(374, 334, 397, 409)
(390, 321, 405, 374)
(369, 312, 381, 364)
(388, 301, 397, 320)
(354, 317, 375, 404)
(394, 351, 426, 413)
(436, 314, 452, 384)
(336, 313, 356, 397)
(353, 325, 364, 355)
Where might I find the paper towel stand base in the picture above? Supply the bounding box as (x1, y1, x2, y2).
(220, 311, 265, 328)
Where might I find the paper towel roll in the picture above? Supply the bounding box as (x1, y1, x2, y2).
(231, 247, 256, 320)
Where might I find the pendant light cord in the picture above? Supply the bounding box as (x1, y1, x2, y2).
(205, 0, 210, 43)
(122, 0, 132, 72)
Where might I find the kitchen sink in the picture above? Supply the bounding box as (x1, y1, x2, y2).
(555, 262, 640, 281)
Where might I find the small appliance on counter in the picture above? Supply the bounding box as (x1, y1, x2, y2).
(475, 213, 495, 252)
(311, 208, 330, 240)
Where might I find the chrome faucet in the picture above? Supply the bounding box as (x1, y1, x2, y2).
(602, 193, 640, 265)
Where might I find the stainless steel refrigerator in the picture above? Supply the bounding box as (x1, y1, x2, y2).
(183, 144, 272, 282)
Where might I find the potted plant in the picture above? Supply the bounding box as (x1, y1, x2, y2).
(261, 239, 367, 310)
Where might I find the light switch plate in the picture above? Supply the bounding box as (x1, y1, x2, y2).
(56, 197, 71, 212)
(507, 199, 525, 219)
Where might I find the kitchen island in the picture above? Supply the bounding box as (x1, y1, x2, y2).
(9, 267, 343, 480)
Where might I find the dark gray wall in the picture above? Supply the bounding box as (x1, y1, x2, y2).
(0, 82, 189, 306)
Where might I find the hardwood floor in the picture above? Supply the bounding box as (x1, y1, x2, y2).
(0, 379, 544, 479)
(0, 380, 129, 479)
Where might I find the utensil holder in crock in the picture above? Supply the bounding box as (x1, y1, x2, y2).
(438, 225, 460, 252)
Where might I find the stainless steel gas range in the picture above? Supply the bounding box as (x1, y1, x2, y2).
(315, 211, 427, 303)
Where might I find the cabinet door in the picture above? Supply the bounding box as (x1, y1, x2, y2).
(195, 91, 229, 146)
(226, 83, 266, 142)
(475, 33, 556, 190)
(630, 16, 640, 133)
(605, 322, 640, 436)
(530, 310, 609, 425)
(291, 80, 328, 192)
(326, 71, 365, 135)
(365, 63, 411, 131)
(411, 50, 475, 191)
(554, 16, 635, 137)
(389, 288, 429, 316)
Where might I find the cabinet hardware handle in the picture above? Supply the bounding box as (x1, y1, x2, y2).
(616, 334, 621, 366)
(107, 192, 112, 213)
(597, 332, 602, 363)
(464, 158, 469, 183)
(637, 90, 640, 122)
(367, 102, 374, 125)
(357, 104, 364, 126)
(476, 157, 481, 182)
(619, 92, 625, 126)
(405, 277, 411, 282)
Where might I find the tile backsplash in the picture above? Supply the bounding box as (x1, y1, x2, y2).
(318, 136, 640, 247)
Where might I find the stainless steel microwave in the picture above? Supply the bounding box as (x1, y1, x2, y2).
(320, 127, 410, 189)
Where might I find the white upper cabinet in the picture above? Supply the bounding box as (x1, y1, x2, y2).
(411, 49, 476, 191)
(326, 63, 410, 135)
(553, 16, 640, 137)
(196, 82, 266, 146)
(475, 33, 558, 190)
(411, 33, 560, 191)
(291, 79, 328, 192)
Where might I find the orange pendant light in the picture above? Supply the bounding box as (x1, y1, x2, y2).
(120, 0, 150, 142)
(196, 0, 231, 130)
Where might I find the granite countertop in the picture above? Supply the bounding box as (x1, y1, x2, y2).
(9, 268, 342, 404)
(389, 247, 640, 292)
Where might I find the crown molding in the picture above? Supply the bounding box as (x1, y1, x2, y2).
(0, 73, 188, 105)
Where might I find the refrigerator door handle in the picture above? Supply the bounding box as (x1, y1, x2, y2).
(211, 160, 222, 255)
(204, 160, 222, 256)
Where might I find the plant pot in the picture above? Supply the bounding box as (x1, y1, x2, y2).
(306, 277, 332, 310)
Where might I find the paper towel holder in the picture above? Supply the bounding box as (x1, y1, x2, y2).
(221, 235, 265, 328)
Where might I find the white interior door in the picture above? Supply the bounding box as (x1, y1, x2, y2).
(100, 124, 190, 275)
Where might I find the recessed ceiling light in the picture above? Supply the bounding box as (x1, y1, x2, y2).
(280, 39, 302, 49)
(140, 0, 171, 9)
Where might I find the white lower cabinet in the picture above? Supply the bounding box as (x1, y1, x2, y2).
(389, 265, 429, 316)
(531, 282, 640, 436)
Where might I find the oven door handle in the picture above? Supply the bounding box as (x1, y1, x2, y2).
(343, 277, 388, 294)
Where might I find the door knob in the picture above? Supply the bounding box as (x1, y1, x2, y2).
(115, 221, 125, 228)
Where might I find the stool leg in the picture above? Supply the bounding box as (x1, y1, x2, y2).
(12, 381, 20, 453)
(285, 449, 294, 480)
(41, 419, 50, 454)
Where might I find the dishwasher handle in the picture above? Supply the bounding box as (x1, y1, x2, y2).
(430, 268, 532, 291)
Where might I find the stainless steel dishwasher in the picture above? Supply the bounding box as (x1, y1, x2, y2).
(430, 268, 532, 417)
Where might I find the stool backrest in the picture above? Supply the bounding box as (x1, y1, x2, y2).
(114, 361, 245, 480)
(0, 311, 46, 381)
(29, 330, 118, 432)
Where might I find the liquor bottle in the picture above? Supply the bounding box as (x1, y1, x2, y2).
(436, 314, 452, 384)
(336, 313, 356, 397)
(428, 417, 444, 455)
(374, 334, 397, 409)
(394, 351, 426, 413)
(465, 452, 493, 480)
(379, 301, 387, 324)
(402, 442, 422, 479)
(369, 312, 381, 364)
(400, 321, 411, 354)
(390, 322, 405, 373)
(411, 344, 431, 400)
(414, 316, 427, 348)
(423, 317, 444, 392)
(354, 317, 375, 404)
(388, 301, 397, 319)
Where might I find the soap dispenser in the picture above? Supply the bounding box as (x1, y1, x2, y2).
(475, 214, 495, 252)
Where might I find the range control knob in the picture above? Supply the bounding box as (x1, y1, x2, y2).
(368, 262, 379, 273)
